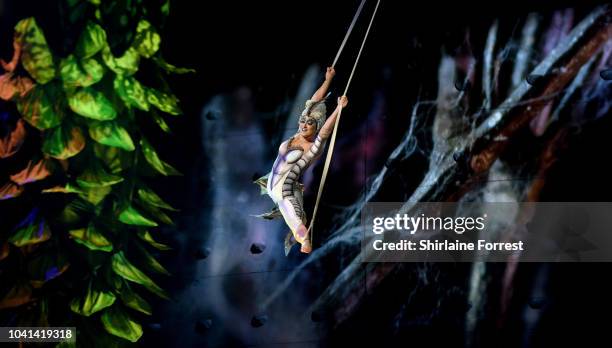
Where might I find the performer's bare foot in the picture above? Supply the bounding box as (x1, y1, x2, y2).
(294, 224, 308, 244)
(300, 237, 312, 254)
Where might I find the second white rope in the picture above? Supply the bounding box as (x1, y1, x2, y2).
(308, 0, 382, 241)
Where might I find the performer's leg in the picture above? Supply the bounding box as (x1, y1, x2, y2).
(277, 199, 308, 243)
(282, 187, 310, 255)
(294, 187, 311, 254)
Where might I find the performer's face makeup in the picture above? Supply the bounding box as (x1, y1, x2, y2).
(299, 117, 317, 138)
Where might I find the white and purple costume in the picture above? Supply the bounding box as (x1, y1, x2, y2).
(254, 99, 328, 250)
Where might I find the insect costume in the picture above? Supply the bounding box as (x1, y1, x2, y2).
(254, 100, 327, 255)
(253, 0, 381, 255)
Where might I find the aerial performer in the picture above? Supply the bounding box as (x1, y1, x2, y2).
(254, 0, 380, 256)
(255, 67, 348, 255)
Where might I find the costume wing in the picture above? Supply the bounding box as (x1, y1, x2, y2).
(251, 172, 303, 224)
(253, 173, 269, 195)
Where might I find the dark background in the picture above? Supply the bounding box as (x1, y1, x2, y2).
(3, 0, 611, 200)
(1, 0, 612, 347)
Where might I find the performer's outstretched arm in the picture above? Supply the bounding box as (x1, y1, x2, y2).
(311, 67, 336, 102)
(319, 96, 348, 139)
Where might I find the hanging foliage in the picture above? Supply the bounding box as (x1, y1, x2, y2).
(0, 0, 193, 345)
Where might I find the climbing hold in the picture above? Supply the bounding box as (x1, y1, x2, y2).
(205, 111, 218, 120)
(250, 243, 266, 254)
(528, 297, 546, 309)
(600, 68, 612, 81)
(195, 247, 211, 260)
(526, 74, 545, 86)
(454, 80, 471, 92)
(195, 319, 213, 334)
(250, 314, 268, 328)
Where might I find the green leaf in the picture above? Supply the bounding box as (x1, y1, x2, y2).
(102, 46, 139, 76)
(69, 224, 113, 252)
(68, 87, 117, 120)
(138, 230, 172, 251)
(113, 75, 148, 111)
(9, 209, 51, 247)
(161, 0, 170, 17)
(134, 189, 176, 224)
(75, 22, 107, 58)
(89, 120, 135, 151)
(133, 20, 160, 58)
(107, 271, 123, 292)
(153, 56, 195, 74)
(111, 252, 168, 299)
(139, 203, 173, 225)
(146, 88, 180, 115)
(136, 243, 170, 276)
(140, 138, 180, 176)
(70, 281, 115, 316)
(100, 305, 143, 343)
(78, 185, 112, 206)
(42, 182, 83, 194)
(137, 230, 171, 251)
(57, 197, 94, 227)
(118, 283, 151, 315)
(137, 187, 177, 211)
(60, 55, 105, 88)
(42, 123, 86, 159)
(93, 143, 130, 174)
(14, 18, 55, 84)
(17, 84, 64, 130)
(77, 161, 124, 188)
(151, 110, 171, 133)
(82, 57, 105, 82)
(118, 205, 157, 227)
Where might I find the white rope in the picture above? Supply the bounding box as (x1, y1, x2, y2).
(343, 0, 381, 96)
(308, 0, 382, 241)
(332, 0, 367, 68)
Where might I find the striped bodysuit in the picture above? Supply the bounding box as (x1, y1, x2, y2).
(266, 133, 325, 233)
